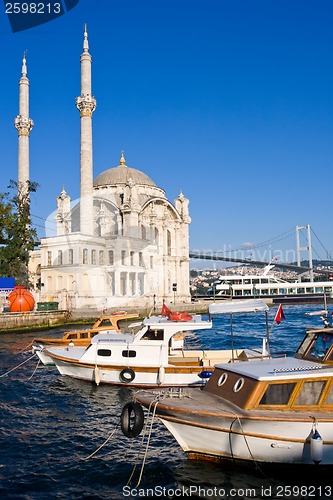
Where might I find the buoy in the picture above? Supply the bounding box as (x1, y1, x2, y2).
(158, 365, 165, 385)
(8, 286, 35, 312)
(198, 370, 213, 379)
(311, 428, 323, 464)
(94, 366, 101, 386)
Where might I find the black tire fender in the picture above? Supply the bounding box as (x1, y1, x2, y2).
(120, 402, 144, 438)
(119, 368, 135, 383)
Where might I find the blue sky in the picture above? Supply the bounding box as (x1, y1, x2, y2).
(1, 0, 333, 263)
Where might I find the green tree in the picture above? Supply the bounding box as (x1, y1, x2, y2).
(0, 180, 38, 287)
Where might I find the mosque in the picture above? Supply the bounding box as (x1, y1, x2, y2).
(16, 28, 191, 311)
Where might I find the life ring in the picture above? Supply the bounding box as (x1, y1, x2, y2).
(119, 367, 136, 383)
(169, 312, 192, 322)
(120, 402, 144, 438)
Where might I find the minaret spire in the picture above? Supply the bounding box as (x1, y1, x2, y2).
(14, 52, 34, 194)
(76, 24, 96, 235)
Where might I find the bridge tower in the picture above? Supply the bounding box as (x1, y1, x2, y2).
(296, 225, 313, 281)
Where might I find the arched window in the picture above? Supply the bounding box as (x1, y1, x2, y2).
(167, 230, 172, 256)
(58, 250, 63, 265)
(99, 250, 104, 265)
(83, 248, 88, 264)
(121, 250, 126, 265)
(91, 249, 96, 265)
(108, 250, 114, 265)
(68, 249, 74, 265)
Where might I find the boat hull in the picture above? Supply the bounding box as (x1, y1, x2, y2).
(160, 417, 333, 465)
(49, 356, 209, 387)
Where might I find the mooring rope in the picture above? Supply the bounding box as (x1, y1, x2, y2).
(0, 353, 37, 378)
(83, 421, 120, 460)
(28, 357, 41, 380)
(125, 396, 163, 488)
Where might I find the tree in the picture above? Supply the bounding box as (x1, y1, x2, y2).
(0, 180, 39, 287)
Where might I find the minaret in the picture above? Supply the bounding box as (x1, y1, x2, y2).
(14, 53, 34, 194)
(75, 25, 96, 235)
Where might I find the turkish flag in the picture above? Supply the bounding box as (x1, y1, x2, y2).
(162, 304, 172, 317)
(274, 304, 285, 324)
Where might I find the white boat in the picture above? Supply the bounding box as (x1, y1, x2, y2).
(124, 303, 333, 469)
(42, 302, 269, 387)
(131, 356, 333, 468)
(32, 312, 139, 365)
(213, 265, 333, 303)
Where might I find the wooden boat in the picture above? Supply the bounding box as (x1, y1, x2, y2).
(32, 312, 139, 365)
(130, 356, 333, 468)
(42, 301, 270, 387)
(122, 303, 333, 469)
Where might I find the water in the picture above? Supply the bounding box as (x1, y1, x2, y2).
(0, 305, 331, 499)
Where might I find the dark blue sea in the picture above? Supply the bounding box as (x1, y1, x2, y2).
(0, 305, 332, 499)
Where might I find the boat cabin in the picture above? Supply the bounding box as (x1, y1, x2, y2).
(295, 328, 333, 364)
(204, 357, 333, 411)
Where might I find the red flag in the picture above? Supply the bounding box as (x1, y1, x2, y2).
(162, 303, 172, 317)
(274, 304, 285, 324)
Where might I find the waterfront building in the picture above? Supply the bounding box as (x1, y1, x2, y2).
(21, 28, 191, 311)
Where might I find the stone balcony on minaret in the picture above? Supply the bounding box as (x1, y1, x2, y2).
(75, 94, 96, 117)
(14, 115, 34, 136)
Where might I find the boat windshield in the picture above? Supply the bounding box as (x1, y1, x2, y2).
(308, 332, 333, 361)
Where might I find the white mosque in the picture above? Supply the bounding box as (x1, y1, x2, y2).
(17, 28, 191, 311)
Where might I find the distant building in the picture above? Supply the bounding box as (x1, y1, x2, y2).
(18, 28, 191, 311)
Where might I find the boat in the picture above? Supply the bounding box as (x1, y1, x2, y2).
(122, 304, 333, 469)
(42, 301, 270, 387)
(212, 264, 333, 304)
(129, 357, 333, 469)
(32, 312, 139, 365)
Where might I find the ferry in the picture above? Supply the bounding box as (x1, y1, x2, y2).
(212, 266, 333, 304)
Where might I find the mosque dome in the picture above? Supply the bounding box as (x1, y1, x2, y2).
(93, 152, 156, 188)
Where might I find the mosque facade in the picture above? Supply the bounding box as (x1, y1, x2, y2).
(20, 28, 191, 311)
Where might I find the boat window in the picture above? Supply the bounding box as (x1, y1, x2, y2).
(259, 383, 296, 406)
(294, 332, 317, 358)
(217, 372, 228, 386)
(324, 385, 333, 405)
(67, 333, 77, 339)
(306, 287, 314, 293)
(324, 287, 332, 293)
(297, 288, 305, 294)
(98, 319, 114, 327)
(261, 279, 268, 284)
(294, 381, 325, 406)
(122, 350, 136, 358)
(233, 378, 245, 393)
(97, 349, 112, 357)
(141, 328, 164, 341)
(308, 333, 333, 360)
(79, 332, 89, 339)
(269, 289, 278, 295)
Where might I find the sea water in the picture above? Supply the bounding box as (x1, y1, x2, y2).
(0, 304, 331, 499)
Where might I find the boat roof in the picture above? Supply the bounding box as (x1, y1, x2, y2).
(214, 356, 333, 381)
(142, 314, 210, 328)
(91, 333, 134, 344)
(209, 299, 268, 315)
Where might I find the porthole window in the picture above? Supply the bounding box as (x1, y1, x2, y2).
(122, 350, 137, 358)
(97, 349, 112, 357)
(217, 372, 228, 387)
(233, 377, 245, 393)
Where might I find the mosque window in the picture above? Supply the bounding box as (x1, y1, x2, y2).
(121, 250, 126, 265)
(129, 273, 136, 295)
(154, 227, 159, 245)
(47, 251, 52, 266)
(83, 248, 88, 264)
(99, 250, 104, 265)
(68, 249, 73, 265)
(141, 225, 147, 240)
(58, 250, 63, 265)
(130, 251, 134, 266)
(120, 272, 127, 295)
(167, 230, 172, 256)
(139, 252, 144, 267)
(138, 273, 145, 294)
(108, 250, 114, 265)
(91, 250, 96, 265)
(150, 256, 154, 269)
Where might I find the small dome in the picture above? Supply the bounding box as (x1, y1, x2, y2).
(93, 152, 156, 188)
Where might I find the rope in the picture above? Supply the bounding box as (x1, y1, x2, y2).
(83, 422, 120, 460)
(0, 353, 37, 378)
(126, 397, 161, 488)
(28, 357, 41, 380)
